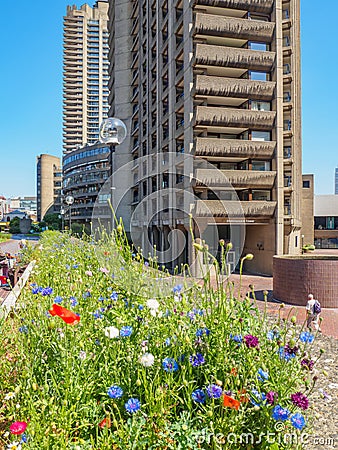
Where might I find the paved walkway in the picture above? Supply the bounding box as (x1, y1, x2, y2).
(0, 240, 23, 303)
(222, 272, 338, 339)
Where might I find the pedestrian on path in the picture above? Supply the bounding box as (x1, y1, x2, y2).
(306, 293, 321, 332)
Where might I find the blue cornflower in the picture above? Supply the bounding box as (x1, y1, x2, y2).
(165, 338, 171, 346)
(290, 412, 306, 430)
(41, 287, 53, 296)
(32, 286, 40, 294)
(120, 326, 133, 337)
(267, 329, 280, 340)
(230, 334, 243, 343)
(93, 310, 103, 319)
(20, 433, 28, 443)
(173, 284, 183, 294)
(110, 292, 118, 301)
(196, 328, 210, 337)
(138, 305, 144, 310)
(192, 389, 206, 404)
(206, 384, 223, 399)
(162, 357, 179, 372)
(107, 385, 123, 399)
(251, 389, 266, 406)
(95, 339, 101, 346)
(54, 296, 63, 304)
(278, 347, 296, 362)
(125, 398, 141, 414)
(187, 311, 196, 321)
(19, 326, 28, 334)
(189, 353, 205, 367)
(72, 264, 79, 269)
(45, 311, 51, 318)
(299, 331, 315, 344)
(70, 297, 78, 307)
(193, 308, 204, 316)
(83, 291, 91, 298)
(98, 296, 105, 302)
(257, 368, 269, 382)
(272, 405, 290, 421)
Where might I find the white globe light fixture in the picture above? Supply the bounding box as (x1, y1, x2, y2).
(65, 195, 75, 231)
(99, 117, 127, 145)
(65, 195, 74, 206)
(98, 118, 127, 232)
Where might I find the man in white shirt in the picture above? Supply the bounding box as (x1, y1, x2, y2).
(306, 293, 321, 332)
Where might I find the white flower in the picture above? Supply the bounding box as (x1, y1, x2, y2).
(79, 351, 87, 361)
(138, 353, 155, 367)
(7, 442, 22, 450)
(4, 392, 16, 400)
(146, 299, 159, 310)
(104, 326, 119, 339)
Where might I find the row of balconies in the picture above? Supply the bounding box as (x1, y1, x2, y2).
(195, 137, 275, 159)
(194, 200, 276, 218)
(195, 168, 276, 189)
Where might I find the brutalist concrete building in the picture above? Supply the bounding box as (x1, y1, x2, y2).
(107, 0, 303, 275)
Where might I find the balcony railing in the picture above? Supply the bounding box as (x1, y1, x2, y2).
(195, 168, 276, 189)
(195, 13, 275, 42)
(194, 200, 277, 217)
(194, 0, 274, 14)
(195, 75, 275, 101)
(195, 137, 275, 159)
(195, 44, 275, 71)
(195, 106, 276, 130)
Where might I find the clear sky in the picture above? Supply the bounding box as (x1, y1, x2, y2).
(0, 1, 337, 198)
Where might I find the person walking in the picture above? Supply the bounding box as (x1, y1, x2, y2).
(306, 293, 321, 332)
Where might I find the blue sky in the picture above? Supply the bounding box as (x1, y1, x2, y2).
(0, 1, 337, 198)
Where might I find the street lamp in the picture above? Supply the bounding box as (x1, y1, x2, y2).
(99, 118, 127, 230)
(65, 195, 74, 232)
(60, 206, 65, 232)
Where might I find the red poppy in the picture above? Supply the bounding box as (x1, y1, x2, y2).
(48, 304, 80, 325)
(10, 421, 27, 435)
(223, 394, 240, 410)
(230, 367, 238, 376)
(238, 389, 249, 404)
(98, 417, 111, 429)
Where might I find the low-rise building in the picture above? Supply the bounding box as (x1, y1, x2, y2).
(37, 154, 62, 221)
(314, 195, 338, 249)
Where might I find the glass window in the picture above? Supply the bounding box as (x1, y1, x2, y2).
(249, 42, 268, 51)
(249, 71, 268, 81)
(251, 131, 271, 141)
(251, 101, 271, 111)
(302, 180, 310, 188)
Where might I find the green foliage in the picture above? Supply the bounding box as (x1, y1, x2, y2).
(302, 244, 315, 251)
(0, 233, 11, 243)
(9, 217, 20, 234)
(0, 230, 318, 449)
(43, 213, 61, 231)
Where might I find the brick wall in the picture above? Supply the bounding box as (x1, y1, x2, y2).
(273, 255, 338, 308)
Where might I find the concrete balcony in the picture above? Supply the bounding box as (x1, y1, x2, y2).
(195, 137, 276, 159)
(195, 44, 275, 71)
(194, 0, 274, 14)
(195, 168, 276, 189)
(195, 106, 276, 130)
(194, 200, 277, 217)
(195, 75, 275, 101)
(195, 13, 275, 42)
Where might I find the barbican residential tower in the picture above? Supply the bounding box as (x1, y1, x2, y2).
(107, 0, 302, 275)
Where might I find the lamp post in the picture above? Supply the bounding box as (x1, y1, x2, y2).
(99, 117, 127, 230)
(60, 206, 65, 232)
(65, 195, 74, 232)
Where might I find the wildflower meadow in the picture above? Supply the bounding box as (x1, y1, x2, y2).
(0, 229, 322, 449)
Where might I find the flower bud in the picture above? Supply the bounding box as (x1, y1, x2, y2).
(226, 242, 233, 252)
(244, 253, 254, 261)
(290, 316, 297, 324)
(193, 243, 204, 252)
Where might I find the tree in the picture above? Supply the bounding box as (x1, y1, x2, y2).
(43, 213, 61, 231)
(9, 217, 21, 234)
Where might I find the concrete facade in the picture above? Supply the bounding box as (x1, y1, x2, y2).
(63, 1, 109, 153)
(36, 154, 62, 221)
(301, 174, 314, 248)
(107, 0, 303, 275)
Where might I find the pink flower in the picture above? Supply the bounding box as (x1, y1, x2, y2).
(100, 267, 109, 274)
(10, 421, 27, 435)
(85, 270, 93, 277)
(244, 334, 259, 348)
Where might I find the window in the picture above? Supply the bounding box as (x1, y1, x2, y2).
(251, 131, 271, 141)
(302, 180, 310, 188)
(251, 101, 271, 111)
(249, 42, 268, 51)
(249, 71, 268, 81)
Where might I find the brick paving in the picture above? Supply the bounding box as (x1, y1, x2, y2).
(222, 272, 338, 339)
(0, 240, 22, 303)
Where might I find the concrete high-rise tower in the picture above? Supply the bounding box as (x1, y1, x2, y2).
(335, 168, 338, 194)
(107, 0, 303, 275)
(63, 1, 109, 153)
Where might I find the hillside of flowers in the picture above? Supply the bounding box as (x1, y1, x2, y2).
(0, 230, 320, 449)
